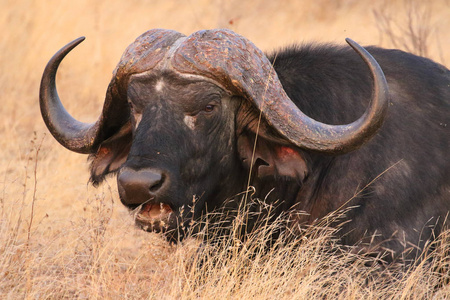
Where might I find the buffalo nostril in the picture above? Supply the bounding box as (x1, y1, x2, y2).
(117, 168, 166, 206)
(149, 174, 165, 192)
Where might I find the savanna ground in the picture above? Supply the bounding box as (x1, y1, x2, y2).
(1, 0, 450, 298)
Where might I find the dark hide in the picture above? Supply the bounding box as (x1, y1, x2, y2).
(266, 44, 450, 261)
(90, 42, 450, 261)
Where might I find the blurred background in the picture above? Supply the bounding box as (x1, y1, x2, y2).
(1, 0, 449, 297)
(1, 0, 449, 242)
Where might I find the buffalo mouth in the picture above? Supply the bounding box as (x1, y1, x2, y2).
(134, 202, 175, 232)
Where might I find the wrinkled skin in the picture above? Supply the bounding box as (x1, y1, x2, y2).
(98, 47, 450, 260)
(115, 71, 309, 241)
(118, 72, 246, 239)
(40, 29, 450, 263)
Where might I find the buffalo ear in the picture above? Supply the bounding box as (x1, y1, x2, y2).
(237, 132, 308, 182)
(89, 122, 132, 185)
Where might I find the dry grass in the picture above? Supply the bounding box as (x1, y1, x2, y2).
(1, 0, 450, 298)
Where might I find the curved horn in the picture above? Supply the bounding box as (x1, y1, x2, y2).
(40, 29, 186, 155)
(172, 29, 389, 154)
(39, 37, 100, 154)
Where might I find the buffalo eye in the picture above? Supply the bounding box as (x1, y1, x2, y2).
(204, 104, 215, 113)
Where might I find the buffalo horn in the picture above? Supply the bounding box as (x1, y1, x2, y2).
(39, 37, 101, 154)
(172, 29, 389, 154)
(40, 29, 186, 154)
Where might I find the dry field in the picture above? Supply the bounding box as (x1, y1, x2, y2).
(1, 0, 450, 298)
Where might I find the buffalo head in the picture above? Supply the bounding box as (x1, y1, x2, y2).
(40, 29, 388, 240)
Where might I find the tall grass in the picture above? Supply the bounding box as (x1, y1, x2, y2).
(2, 164, 450, 298)
(1, 0, 449, 298)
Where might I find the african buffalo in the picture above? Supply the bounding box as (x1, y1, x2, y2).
(40, 29, 450, 262)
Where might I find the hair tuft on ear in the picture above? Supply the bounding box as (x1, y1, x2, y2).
(237, 131, 309, 182)
(89, 122, 132, 186)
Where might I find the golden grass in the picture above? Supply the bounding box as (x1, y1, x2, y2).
(1, 0, 450, 298)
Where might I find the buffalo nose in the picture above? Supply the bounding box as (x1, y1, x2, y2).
(117, 168, 166, 206)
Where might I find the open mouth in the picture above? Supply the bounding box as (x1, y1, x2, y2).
(134, 202, 174, 232)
